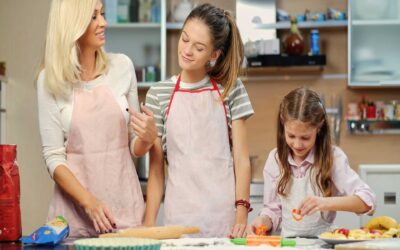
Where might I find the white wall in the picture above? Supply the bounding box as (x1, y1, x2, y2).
(0, 0, 53, 234)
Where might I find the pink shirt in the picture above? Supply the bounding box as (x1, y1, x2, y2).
(260, 146, 376, 233)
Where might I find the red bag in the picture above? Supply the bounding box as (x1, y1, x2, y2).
(0, 144, 21, 241)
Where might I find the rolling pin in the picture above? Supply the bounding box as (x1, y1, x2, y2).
(99, 225, 200, 239)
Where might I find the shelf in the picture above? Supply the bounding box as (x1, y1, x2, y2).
(352, 19, 400, 26)
(107, 23, 161, 29)
(166, 22, 184, 30)
(137, 81, 155, 89)
(253, 20, 348, 30)
(247, 54, 326, 67)
(347, 120, 400, 134)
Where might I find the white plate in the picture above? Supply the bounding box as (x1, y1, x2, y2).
(318, 236, 371, 245)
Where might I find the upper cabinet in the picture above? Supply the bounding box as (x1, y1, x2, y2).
(349, 0, 400, 87)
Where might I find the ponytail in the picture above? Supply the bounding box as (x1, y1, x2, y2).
(184, 4, 244, 100)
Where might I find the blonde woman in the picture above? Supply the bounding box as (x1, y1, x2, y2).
(37, 0, 157, 237)
(144, 4, 253, 238)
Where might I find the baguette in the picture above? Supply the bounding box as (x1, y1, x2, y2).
(99, 225, 200, 240)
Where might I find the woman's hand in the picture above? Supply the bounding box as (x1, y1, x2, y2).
(129, 103, 157, 145)
(82, 194, 116, 234)
(298, 196, 329, 216)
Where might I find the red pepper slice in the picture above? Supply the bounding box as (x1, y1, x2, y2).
(292, 209, 304, 221)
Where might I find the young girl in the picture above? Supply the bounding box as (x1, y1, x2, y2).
(143, 4, 254, 238)
(249, 87, 376, 237)
(38, 0, 156, 237)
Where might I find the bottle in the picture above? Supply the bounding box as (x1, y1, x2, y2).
(129, 0, 139, 22)
(117, 0, 130, 23)
(284, 17, 305, 56)
(139, 0, 152, 23)
(104, 0, 118, 24)
(310, 29, 320, 55)
(0, 145, 21, 241)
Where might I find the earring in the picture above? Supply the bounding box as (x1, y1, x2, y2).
(208, 60, 216, 67)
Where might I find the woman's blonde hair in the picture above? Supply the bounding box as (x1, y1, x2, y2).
(43, 0, 108, 97)
(184, 4, 244, 100)
(277, 87, 333, 197)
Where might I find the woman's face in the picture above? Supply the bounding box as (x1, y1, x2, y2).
(284, 120, 318, 162)
(78, 1, 107, 51)
(178, 18, 219, 72)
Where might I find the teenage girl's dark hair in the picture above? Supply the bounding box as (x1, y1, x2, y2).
(184, 3, 244, 99)
(277, 87, 333, 197)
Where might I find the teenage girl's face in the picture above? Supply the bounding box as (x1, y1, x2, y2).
(78, 1, 107, 50)
(284, 120, 318, 162)
(178, 19, 219, 72)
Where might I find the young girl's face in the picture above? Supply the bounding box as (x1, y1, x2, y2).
(284, 120, 318, 162)
(178, 19, 218, 72)
(78, 1, 107, 51)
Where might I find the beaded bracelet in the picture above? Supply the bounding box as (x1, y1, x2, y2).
(235, 199, 253, 212)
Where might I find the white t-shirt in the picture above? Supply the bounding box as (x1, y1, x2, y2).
(37, 53, 139, 178)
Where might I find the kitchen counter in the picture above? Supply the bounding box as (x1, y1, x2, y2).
(0, 238, 335, 250)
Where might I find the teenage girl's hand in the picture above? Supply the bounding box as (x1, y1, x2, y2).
(230, 223, 247, 238)
(129, 103, 157, 145)
(246, 216, 271, 235)
(298, 196, 329, 216)
(82, 194, 116, 234)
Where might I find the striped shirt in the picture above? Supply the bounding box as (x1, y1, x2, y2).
(145, 75, 254, 154)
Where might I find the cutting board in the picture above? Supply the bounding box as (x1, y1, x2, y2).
(335, 239, 400, 250)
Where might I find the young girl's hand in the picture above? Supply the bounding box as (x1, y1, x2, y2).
(246, 216, 271, 235)
(298, 196, 329, 216)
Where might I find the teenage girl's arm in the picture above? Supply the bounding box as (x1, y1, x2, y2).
(142, 138, 165, 226)
(230, 119, 251, 238)
(126, 56, 157, 157)
(129, 103, 158, 157)
(298, 147, 375, 216)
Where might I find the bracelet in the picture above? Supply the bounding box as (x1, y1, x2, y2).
(235, 199, 253, 212)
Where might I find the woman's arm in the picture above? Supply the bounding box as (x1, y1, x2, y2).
(230, 119, 251, 237)
(38, 71, 116, 234)
(53, 165, 116, 233)
(143, 138, 165, 226)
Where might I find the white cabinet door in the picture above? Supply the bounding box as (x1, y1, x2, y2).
(359, 165, 400, 225)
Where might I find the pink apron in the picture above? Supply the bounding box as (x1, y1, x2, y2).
(164, 75, 235, 237)
(47, 85, 145, 237)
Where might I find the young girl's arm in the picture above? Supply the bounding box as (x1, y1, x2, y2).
(299, 147, 376, 216)
(249, 149, 282, 234)
(230, 119, 251, 237)
(143, 138, 165, 226)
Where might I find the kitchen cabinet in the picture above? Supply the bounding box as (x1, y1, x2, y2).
(359, 165, 400, 226)
(349, 0, 400, 87)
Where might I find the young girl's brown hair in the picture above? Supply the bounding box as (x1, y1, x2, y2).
(277, 87, 333, 197)
(184, 3, 244, 100)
